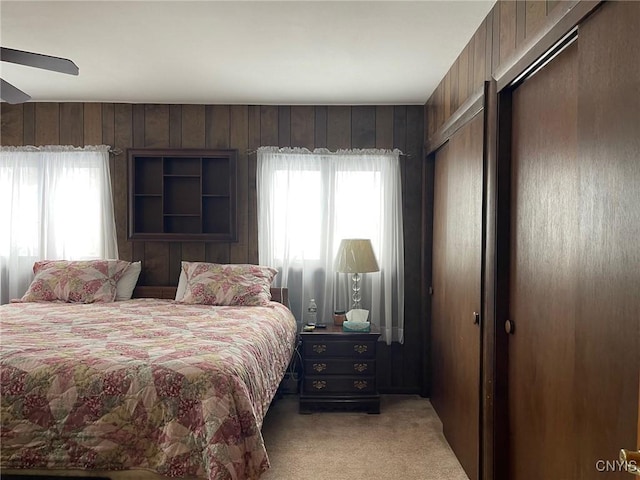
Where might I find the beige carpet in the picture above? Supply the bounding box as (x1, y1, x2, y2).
(260, 395, 470, 480)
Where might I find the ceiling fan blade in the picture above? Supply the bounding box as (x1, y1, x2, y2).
(1, 47, 78, 75)
(1, 78, 31, 104)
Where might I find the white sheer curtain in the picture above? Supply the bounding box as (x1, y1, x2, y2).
(257, 147, 404, 344)
(0, 145, 118, 304)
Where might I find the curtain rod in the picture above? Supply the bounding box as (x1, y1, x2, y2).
(1, 145, 122, 155)
(246, 148, 411, 157)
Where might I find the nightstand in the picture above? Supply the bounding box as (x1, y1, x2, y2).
(299, 324, 380, 414)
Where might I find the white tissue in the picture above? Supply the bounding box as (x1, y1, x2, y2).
(346, 309, 369, 322)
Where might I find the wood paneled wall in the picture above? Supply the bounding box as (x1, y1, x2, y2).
(425, 0, 574, 142)
(0, 102, 424, 394)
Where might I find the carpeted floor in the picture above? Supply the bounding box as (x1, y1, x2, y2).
(260, 394, 470, 480)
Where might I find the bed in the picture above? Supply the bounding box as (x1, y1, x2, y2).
(0, 261, 298, 480)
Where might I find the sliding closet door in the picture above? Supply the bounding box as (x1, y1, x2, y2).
(507, 2, 639, 478)
(509, 40, 580, 480)
(431, 113, 483, 480)
(573, 1, 640, 476)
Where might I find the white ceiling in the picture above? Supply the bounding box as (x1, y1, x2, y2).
(0, 0, 495, 105)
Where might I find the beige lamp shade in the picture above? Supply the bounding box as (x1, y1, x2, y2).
(335, 239, 379, 273)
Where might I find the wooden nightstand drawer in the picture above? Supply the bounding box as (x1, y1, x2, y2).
(303, 375, 377, 395)
(299, 324, 380, 413)
(304, 358, 375, 375)
(303, 340, 376, 358)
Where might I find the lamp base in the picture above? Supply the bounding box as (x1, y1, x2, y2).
(351, 272, 362, 310)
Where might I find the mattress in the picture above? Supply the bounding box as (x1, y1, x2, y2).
(0, 298, 298, 480)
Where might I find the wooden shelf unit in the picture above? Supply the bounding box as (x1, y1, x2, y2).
(128, 149, 237, 242)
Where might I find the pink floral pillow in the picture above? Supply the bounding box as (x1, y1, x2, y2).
(179, 262, 277, 306)
(20, 260, 131, 303)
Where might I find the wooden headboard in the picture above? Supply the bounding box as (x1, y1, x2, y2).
(132, 286, 289, 307)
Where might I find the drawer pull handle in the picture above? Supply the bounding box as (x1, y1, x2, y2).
(312, 380, 327, 390)
(313, 363, 327, 372)
(354, 344, 368, 354)
(353, 363, 368, 372)
(313, 344, 327, 354)
(354, 380, 368, 390)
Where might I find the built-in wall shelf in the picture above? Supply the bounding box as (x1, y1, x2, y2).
(127, 148, 237, 242)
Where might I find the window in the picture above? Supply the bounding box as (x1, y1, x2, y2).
(257, 147, 404, 344)
(0, 145, 118, 304)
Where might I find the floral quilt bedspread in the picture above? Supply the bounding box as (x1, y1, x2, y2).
(0, 299, 298, 480)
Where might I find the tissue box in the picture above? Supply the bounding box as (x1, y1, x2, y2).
(342, 320, 371, 333)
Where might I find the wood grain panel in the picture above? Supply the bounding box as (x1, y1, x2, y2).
(516, 0, 527, 46)
(144, 242, 171, 285)
(0, 104, 23, 145)
(83, 103, 102, 145)
(204, 242, 228, 264)
(466, 37, 475, 98)
(509, 41, 578, 480)
(351, 106, 375, 148)
(402, 106, 425, 390)
(450, 59, 459, 114)
(60, 103, 83, 146)
(35, 103, 59, 145)
(101, 104, 115, 202)
(114, 104, 133, 261)
(131, 104, 145, 266)
(144, 104, 170, 147)
(436, 82, 445, 133)
(169, 243, 182, 285)
(169, 105, 182, 148)
(574, 2, 640, 476)
(290, 106, 315, 149)
(102, 104, 115, 147)
(132, 104, 145, 148)
(499, 0, 517, 65)
(375, 106, 394, 149)
(182, 242, 206, 263)
(526, 0, 547, 37)
(204, 105, 230, 263)
(326, 106, 351, 150)
(425, 98, 435, 140)
(207, 105, 230, 148)
(314, 106, 327, 148)
(474, 18, 488, 91)
(260, 106, 278, 146)
(247, 105, 261, 264)
(229, 105, 249, 263)
(23, 103, 35, 145)
(424, 0, 595, 146)
(486, 12, 495, 86)
(457, 44, 470, 107)
(278, 106, 291, 147)
(181, 104, 205, 148)
(546, 0, 560, 14)
(443, 72, 451, 121)
(393, 105, 407, 153)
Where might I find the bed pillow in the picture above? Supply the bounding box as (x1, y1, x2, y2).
(179, 261, 277, 306)
(21, 259, 131, 303)
(115, 261, 142, 301)
(175, 269, 187, 301)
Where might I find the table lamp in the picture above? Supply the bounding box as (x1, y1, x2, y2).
(334, 238, 379, 311)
